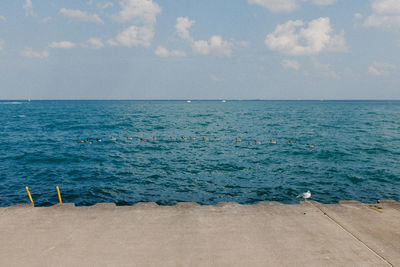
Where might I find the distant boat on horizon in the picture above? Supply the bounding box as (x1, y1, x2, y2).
(187, 100, 191, 103)
(222, 100, 226, 103)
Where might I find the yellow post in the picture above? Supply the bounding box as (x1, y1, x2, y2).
(25, 186, 34, 205)
(56, 186, 62, 204)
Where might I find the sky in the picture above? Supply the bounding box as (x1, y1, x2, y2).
(0, 0, 399, 100)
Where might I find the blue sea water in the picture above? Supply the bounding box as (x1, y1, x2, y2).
(0, 100, 399, 206)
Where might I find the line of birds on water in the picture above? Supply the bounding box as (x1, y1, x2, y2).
(77, 136, 315, 147)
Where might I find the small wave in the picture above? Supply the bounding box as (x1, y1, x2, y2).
(0, 102, 23, 105)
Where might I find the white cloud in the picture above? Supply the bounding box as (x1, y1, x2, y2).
(59, 8, 103, 24)
(236, 40, 250, 47)
(311, 0, 337, 6)
(154, 46, 169, 57)
(211, 74, 224, 82)
(175, 17, 233, 57)
(192, 35, 233, 57)
(364, 0, 400, 31)
(0, 15, 6, 22)
(368, 61, 396, 76)
(248, 0, 336, 13)
(81, 38, 104, 49)
(326, 31, 347, 52)
(97, 2, 114, 9)
(248, 0, 301, 13)
(20, 48, 49, 59)
(108, 0, 161, 48)
(49, 41, 76, 49)
(282, 59, 300, 70)
(0, 40, 4, 51)
(312, 58, 340, 79)
(116, 0, 161, 25)
(354, 13, 363, 20)
(175, 17, 195, 41)
(23, 0, 36, 17)
(41, 16, 52, 23)
(154, 46, 186, 57)
(265, 17, 347, 56)
(108, 25, 154, 47)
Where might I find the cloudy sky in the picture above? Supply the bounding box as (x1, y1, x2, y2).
(0, 0, 399, 99)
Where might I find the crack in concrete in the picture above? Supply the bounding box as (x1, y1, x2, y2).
(308, 201, 394, 267)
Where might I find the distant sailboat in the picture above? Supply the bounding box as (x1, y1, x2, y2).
(222, 100, 226, 103)
(27, 98, 31, 102)
(187, 100, 191, 103)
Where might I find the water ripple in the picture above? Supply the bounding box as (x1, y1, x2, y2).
(0, 100, 399, 206)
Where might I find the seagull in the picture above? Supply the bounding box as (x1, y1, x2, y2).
(297, 190, 311, 201)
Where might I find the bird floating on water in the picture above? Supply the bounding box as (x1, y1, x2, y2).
(306, 144, 315, 148)
(110, 137, 117, 141)
(297, 190, 311, 201)
(126, 137, 133, 140)
(181, 136, 188, 141)
(96, 138, 102, 142)
(77, 139, 84, 143)
(235, 138, 242, 142)
(288, 141, 296, 145)
(269, 140, 277, 144)
(202, 137, 209, 141)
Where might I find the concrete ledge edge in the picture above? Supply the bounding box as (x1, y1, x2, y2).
(1, 200, 398, 209)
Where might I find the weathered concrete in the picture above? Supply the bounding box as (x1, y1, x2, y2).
(0, 201, 399, 267)
(314, 200, 400, 266)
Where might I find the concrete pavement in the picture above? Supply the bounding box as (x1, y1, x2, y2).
(0, 201, 399, 267)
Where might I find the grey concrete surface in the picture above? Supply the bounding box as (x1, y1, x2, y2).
(0, 201, 399, 267)
(314, 200, 400, 266)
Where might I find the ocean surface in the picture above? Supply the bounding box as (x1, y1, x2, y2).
(0, 100, 399, 206)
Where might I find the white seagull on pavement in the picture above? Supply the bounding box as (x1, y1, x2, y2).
(297, 190, 311, 201)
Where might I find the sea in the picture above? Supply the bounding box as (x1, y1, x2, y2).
(0, 100, 399, 206)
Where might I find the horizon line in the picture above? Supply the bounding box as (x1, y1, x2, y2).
(1, 99, 400, 101)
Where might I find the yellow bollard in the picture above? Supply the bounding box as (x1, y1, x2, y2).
(25, 186, 34, 205)
(56, 186, 62, 204)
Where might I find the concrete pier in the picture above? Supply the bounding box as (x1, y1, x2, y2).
(0, 201, 399, 267)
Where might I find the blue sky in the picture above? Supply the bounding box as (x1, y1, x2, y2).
(0, 0, 399, 100)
